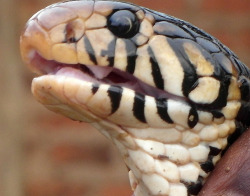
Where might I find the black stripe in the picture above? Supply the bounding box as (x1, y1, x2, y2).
(200, 157, 214, 173)
(238, 76, 250, 102)
(84, 36, 97, 65)
(91, 84, 99, 94)
(188, 107, 198, 128)
(209, 146, 221, 156)
(156, 99, 173, 123)
(184, 176, 203, 196)
(210, 75, 231, 109)
(125, 39, 137, 74)
(133, 93, 146, 123)
(108, 85, 123, 114)
(211, 110, 224, 119)
(167, 38, 198, 97)
(101, 38, 116, 66)
(236, 102, 250, 127)
(148, 47, 164, 90)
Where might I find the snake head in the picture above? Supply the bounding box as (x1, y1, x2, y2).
(20, 1, 250, 195)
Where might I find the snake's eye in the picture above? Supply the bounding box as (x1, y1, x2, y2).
(107, 10, 140, 38)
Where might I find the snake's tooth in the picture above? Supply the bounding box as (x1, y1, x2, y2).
(107, 85, 123, 114)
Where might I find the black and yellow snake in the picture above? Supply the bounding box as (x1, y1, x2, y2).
(20, 1, 250, 195)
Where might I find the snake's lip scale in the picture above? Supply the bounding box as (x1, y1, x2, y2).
(22, 47, 187, 102)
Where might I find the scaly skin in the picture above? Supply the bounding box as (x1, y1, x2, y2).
(20, 1, 250, 195)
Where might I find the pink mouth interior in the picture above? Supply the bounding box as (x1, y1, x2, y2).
(30, 51, 182, 100)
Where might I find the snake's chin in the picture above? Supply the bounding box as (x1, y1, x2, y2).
(27, 49, 184, 101)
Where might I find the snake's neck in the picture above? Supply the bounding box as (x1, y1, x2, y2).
(91, 117, 236, 196)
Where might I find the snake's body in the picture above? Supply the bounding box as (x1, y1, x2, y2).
(20, 1, 250, 195)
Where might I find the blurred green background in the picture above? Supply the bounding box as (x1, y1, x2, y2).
(0, 0, 249, 195)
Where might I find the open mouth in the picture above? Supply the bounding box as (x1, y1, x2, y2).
(28, 50, 184, 101)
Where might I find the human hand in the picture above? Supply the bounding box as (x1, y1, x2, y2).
(199, 128, 250, 195)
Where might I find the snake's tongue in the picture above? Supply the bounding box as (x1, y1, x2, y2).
(56, 67, 98, 83)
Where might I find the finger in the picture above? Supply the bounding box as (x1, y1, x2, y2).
(199, 128, 250, 196)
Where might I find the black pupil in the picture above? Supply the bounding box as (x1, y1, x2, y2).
(107, 10, 140, 39)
